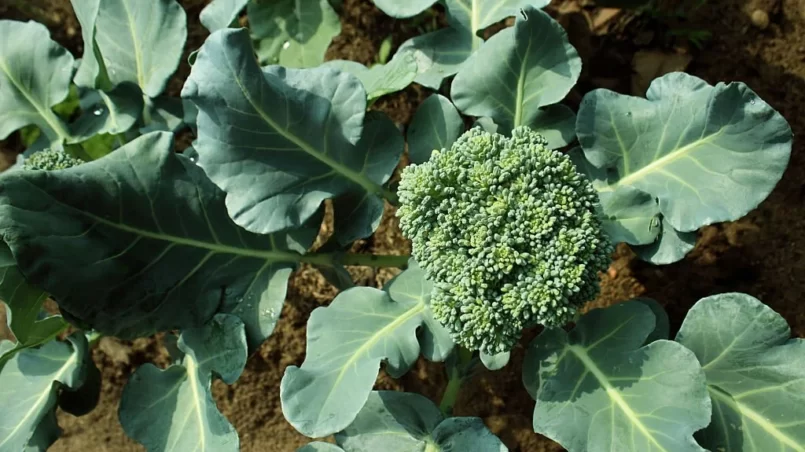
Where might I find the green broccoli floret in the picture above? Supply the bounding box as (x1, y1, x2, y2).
(397, 126, 613, 354)
(22, 150, 84, 171)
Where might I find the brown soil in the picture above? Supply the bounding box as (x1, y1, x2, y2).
(3, 0, 805, 450)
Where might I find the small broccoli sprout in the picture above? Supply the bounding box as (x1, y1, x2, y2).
(22, 150, 84, 171)
(397, 126, 613, 354)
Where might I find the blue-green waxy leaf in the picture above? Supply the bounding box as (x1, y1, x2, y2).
(577, 72, 792, 233)
(396, 0, 550, 89)
(0, 333, 95, 451)
(0, 131, 314, 345)
(140, 96, 189, 134)
(73, 0, 187, 98)
(0, 20, 73, 147)
(249, 0, 341, 68)
(523, 301, 711, 452)
(120, 314, 247, 452)
(333, 112, 403, 245)
(335, 391, 507, 451)
(676, 293, 805, 451)
(451, 7, 580, 134)
(200, 0, 248, 32)
(371, 0, 437, 18)
(599, 186, 661, 245)
(407, 94, 464, 164)
(633, 218, 697, 265)
(68, 83, 144, 143)
(0, 243, 68, 367)
(323, 52, 418, 103)
(183, 28, 393, 236)
(281, 263, 451, 437)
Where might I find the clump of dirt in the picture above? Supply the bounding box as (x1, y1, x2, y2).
(3, 0, 805, 450)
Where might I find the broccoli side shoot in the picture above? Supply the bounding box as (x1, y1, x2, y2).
(397, 127, 612, 354)
(22, 150, 84, 171)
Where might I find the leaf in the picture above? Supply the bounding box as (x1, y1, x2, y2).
(480, 350, 511, 371)
(281, 263, 450, 437)
(140, 96, 191, 134)
(0, 20, 74, 146)
(634, 298, 670, 345)
(183, 28, 392, 236)
(335, 391, 508, 451)
(451, 7, 580, 134)
(633, 218, 697, 265)
(120, 314, 247, 452)
(396, 0, 550, 89)
(73, 0, 187, 98)
(68, 83, 144, 142)
(323, 52, 418, 103)
(577, 72, 792, 233)
(599, 186, 662, 245)
(523, 301, 711, 452)
(0, 131, 314, 346)
(0, 246, 68, 367)
(676, 293, 805, 451)
(249, 0, 341, 68)
(0, 333, 94, 451)
(200, 0, 249, 32)
(332, 112, 403, 245)
(371, 0, 437, 18)
(530, 104, 577, 149)
(407, 94, 464, 164)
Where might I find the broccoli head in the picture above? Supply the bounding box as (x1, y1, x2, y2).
(397, 126, 612, 354)
(22, 150, 84, 171)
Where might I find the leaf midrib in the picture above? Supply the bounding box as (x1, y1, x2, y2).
(224, 53, 385, 200)
(598, 130, 725, 193)
(0, 351, 77, 449)
(568, 344, 669, 451)
(708, 385, 804, 451)
(0, 59, 70, 141)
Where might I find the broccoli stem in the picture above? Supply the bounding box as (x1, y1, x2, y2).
(439, 346, 474, 416)
(299, 252, 410, 268)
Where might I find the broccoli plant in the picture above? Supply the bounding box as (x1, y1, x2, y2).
(0, 1, 802, 452)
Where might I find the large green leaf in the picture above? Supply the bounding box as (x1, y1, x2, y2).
(451, 7, 580, 134)
(577, 72, 792, 233)
(249, 0, 340, 68)
(0, 243, 68, 367)
(0, 131, 316, 345)
(0, 20, 73, 147)
(633, 218, 696, 265)
(73, 0, 187, 97)
(332, 112, 403, 245)
(281, 262, 452, 437)
(407, 94, 464, 164)
(183, 28, 394, 236)
(0, 333, 95, 451)
(322, 52, 418, 104)
(676, 293, 805, 451)
(396, 0, 550, 89)
(298, 443, 344, 452)
(120, 314, 247, 452)
(371, 0, 437, 18)
(200, 0, 249, 32)
(335, 391, 507, 451)
(523, 301, 710, 452)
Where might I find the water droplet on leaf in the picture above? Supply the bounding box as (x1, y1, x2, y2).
(93, 108, 104, 116)
(282, 41, 291, 50)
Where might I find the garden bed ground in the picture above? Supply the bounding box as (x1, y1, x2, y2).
(3, 0, 805, 450)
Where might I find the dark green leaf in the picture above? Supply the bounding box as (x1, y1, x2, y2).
(200, 0, 248, 32)
(371, 0, 437, 17)
(0, 132, 314, 345)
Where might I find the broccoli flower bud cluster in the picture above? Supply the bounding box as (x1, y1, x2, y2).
(22, 150, 84, 171)
(397, 127, 612, 354)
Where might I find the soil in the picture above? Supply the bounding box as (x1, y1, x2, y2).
(2, 0, 805, 450)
